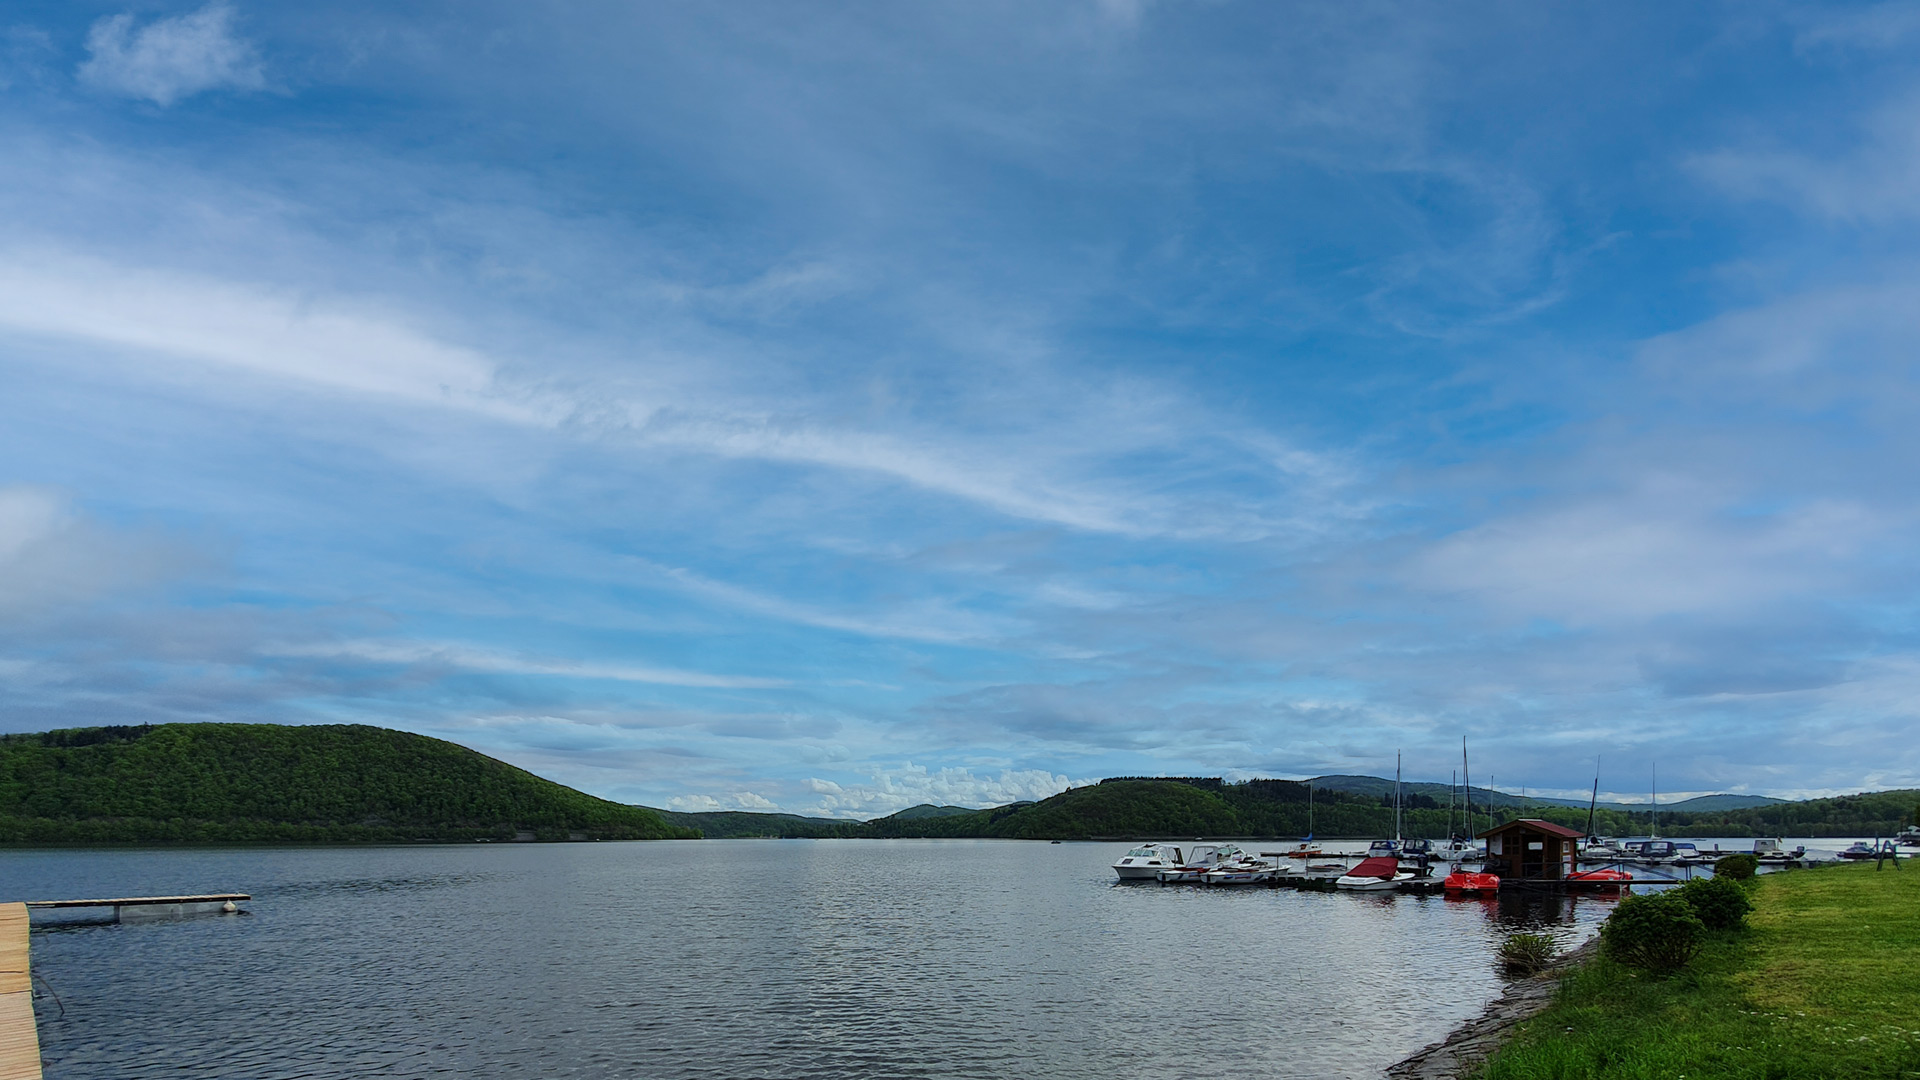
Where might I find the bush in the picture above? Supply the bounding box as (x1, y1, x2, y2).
(1676, 875, 1753, 930)
(1714, 853, 1758, 880)
(1498, 932, 1556, 975)
(1601, 891, 1705, 971)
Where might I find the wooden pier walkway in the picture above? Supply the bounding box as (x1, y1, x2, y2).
(0, 903, 40, 1080)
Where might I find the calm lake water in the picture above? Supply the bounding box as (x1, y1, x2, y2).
(3, 839, 1697, 1079)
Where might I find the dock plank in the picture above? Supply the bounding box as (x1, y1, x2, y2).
(0, 902, 41, 1080)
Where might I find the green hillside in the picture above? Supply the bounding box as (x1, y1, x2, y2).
(849, 778, 1920, 841)
(0, 723, 698, 843)
(1305, 774, 1786, 814)
(656, 809, 854, 839)
(889, 804, 979, 821)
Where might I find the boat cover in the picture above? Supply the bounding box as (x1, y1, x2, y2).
(1347, 856, 1400, 879)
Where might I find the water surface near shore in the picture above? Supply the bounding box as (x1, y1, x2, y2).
(10, 840, 1625, 1079)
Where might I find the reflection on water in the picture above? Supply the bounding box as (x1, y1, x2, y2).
(6, 841, 1621, 1080)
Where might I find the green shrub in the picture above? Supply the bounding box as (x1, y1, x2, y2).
(1714, 853, 1758, 880)
(1498, 932, 1556, 975)
(1601, 890, 1705, 971)
(1676, 874, 1753, 930)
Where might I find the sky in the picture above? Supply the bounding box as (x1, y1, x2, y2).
(3, 2, 1918, 817)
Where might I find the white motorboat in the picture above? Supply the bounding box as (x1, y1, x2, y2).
(1113, 843, 1184, 880)
(1155, 842, 1244, 883)
(1750, 837, 1805, 865)
(1580, 837, 1628, 861)
(1432, 837, 1485, 862)
(1670, 842, 1709, 865)
(1335, 855, 1413, 891)
(1202, 855, 1278, 885)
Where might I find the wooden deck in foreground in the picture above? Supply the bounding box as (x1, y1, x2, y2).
(0, 903, 41, 1080)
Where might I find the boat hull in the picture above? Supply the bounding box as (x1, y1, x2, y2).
(1335, 873, 1411, 891)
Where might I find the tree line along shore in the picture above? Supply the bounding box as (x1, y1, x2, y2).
(1, 723, 1914, 844)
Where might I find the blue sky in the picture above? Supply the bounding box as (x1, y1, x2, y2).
(3, 2, 1918, 816)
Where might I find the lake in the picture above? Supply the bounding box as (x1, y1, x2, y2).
(8, 839, 1646, 1079)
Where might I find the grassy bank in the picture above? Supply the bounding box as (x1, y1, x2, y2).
(1475, 862, 1920, 1079)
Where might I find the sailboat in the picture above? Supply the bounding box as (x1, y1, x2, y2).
(1281, 778, 1323, 860)
(1366, 753, 1405, 858)
(1443, 737, 1499, 894)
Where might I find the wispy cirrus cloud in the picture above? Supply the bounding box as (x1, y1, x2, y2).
(266, 639, 790, 690)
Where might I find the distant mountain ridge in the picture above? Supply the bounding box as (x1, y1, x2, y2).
(1303, 774, 1787, 813)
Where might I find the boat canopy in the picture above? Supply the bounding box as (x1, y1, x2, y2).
(1347, 856, 1401, 879)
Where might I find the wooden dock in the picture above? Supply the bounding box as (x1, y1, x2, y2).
(1, 903, 40, 1080)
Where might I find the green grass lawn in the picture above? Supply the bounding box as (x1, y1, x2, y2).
(1474, 862, 1920, 1080)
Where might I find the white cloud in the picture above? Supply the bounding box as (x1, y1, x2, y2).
(266, 639, 790, 690)
(1407, 489, 1877, 626)
(78, 3, 265, 107)
(1688, 92, 1920, 224)
(801, 762, 1095, 817)
(0, 485, 193, 619)
(0, 249, 535, 420)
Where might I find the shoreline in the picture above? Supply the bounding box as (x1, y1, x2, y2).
(1384, 938, 1597, 1080)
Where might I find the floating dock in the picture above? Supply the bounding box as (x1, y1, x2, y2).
(25, 894, 250, 923)
(0, 893, 250, 1080)
(1, 903, 39, 1080)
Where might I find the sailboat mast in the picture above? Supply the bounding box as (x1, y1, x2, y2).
(1450, 769, 1458, 839)
(1395, 751, 1403, 842)
(1652, 762, 1659, 839)
(1586, 756, 1600, 839)
(1462, 737, 1473, 839)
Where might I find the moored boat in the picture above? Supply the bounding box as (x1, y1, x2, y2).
(1837, 841, 1879, 860)
(1441, 869, 1499, 894)
(1202, 855, 1278, 885)
(1336, 855, 1413, 891)
(1750, 837, 1805, 865)
(1155, 842, 1243, 883)
(1113, 843, 1185, 880)
(1432, 837, 1484, 862)
(1565, 867, 1633, 887)
(1670, 842, 1709, 866)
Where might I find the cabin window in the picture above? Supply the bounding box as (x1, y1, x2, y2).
(1490, 837, 1502, 854)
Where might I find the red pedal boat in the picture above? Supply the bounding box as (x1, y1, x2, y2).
(1442, 870, 1500, 894)
(1565, 867, 1634, 887)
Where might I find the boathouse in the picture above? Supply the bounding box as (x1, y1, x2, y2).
(1478, 818, 1584, 882)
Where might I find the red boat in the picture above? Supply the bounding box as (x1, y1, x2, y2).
(1442, 870, 1500, 894)
(1565, 867, 1634, 887)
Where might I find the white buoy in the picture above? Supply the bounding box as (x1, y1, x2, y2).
(222, 901, 238, 913)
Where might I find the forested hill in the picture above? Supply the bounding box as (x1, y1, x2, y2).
(0, 723, 697, 844)
(845, 778, 1920, 841)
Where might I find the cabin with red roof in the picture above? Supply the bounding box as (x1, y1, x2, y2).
(1478, 818, 1585, 882)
